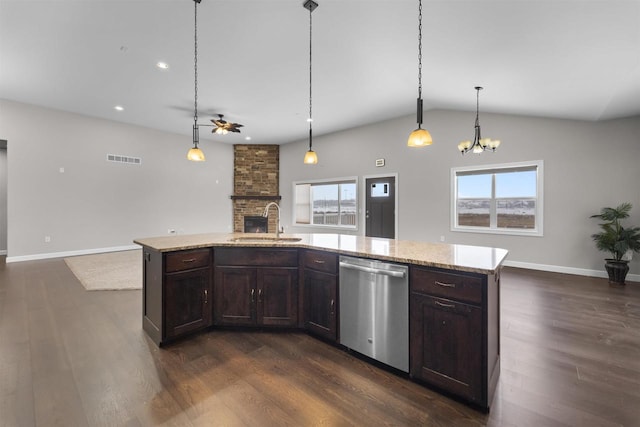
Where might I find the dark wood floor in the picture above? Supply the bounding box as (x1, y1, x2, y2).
(1, 258, 639, 427)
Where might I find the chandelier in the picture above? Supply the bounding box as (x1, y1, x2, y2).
(458, 86, 501, 154)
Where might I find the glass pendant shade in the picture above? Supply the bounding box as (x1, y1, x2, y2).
(407, 127, 433, 147)
(303, 149, 318, 164)
(187, 146, 205, 161)
(457, 140, 472, 152)
(487, 139, 501, 150)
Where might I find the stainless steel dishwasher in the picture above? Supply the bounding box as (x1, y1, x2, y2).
(339, 255, 409, 372)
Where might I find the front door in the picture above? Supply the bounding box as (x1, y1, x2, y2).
(365, 176, 396, 238)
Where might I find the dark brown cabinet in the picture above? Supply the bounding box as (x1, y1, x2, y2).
(410, 293, 482, 400)
(165, 268, 211, 339)
(214, 248, 298, 327)
(142, 248, 212, 345)
(409, 266, 500, 411)
(213, 266, 255, 325)
(301, 250, 338, 341)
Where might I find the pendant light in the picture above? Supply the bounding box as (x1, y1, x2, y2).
(303, 0, 318, 165)
(407, 0, 433, 148)
(188, 0, 205, 162)
(457, 86, 501, 154)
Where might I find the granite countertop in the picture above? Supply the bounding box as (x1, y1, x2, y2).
(133, 232, 508, 274)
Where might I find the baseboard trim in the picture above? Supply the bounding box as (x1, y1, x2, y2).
(503, 260, 640, 283)
(0, 250, 7, 256)
(5, 244, 140, 263)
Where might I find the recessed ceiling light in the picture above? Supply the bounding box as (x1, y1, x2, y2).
(156, 61, 169, 70)
(245, 136, 252, 141)
(114, 105, 124, 111)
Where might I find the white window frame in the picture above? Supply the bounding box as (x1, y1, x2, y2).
(451, 160, 544, 236)
(292, 176, 359, 231)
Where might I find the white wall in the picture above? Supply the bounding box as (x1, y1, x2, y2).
(4, 98, 639, 280)
(280, 110, 640, 278)
(0, 100, 234, 261)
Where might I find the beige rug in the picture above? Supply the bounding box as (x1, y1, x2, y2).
(64, 249, 142, 291)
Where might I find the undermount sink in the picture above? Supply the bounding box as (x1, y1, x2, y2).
(228, 236, 302, 243)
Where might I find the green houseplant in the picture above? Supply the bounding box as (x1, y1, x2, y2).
(590, 202, 640, 285)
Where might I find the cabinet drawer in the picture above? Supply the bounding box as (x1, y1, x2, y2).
(165, 249, 211, 273)
(302, 250, 337, 274)
(215, 247, 298, 267)
(410, 267, 483, 305)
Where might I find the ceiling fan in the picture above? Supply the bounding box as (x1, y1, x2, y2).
(210, 114, 243, 135)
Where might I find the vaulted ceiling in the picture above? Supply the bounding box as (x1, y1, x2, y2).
(1, 0, 639, 145)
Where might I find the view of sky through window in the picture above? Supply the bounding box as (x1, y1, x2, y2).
(458, 170, 536, 198)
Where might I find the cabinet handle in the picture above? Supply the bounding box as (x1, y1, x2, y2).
(182, 258, 196, 263)
(258, 289, 262, 303)
(435, 300, 455, 309)
(313, 259, 326, 264)
(204, 289, 208, 304)
(330, 299, 335, 315)
(251, 288, 255, 303)
(434, 281, 456, 288)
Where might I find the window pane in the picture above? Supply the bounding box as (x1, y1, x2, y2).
(497, 199, 536, 229)
(294, 184, 311, 224)
(339, 183, 357, 226)
(452, 161, 542, 236)
(496, 170, 536, 198)
(458, 174, 492, 198)
(457, 199, 490, 227)
(312, 184, 338, 225)
(294, 178, 358, 229)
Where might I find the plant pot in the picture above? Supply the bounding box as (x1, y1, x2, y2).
(604, 259, 629, 286)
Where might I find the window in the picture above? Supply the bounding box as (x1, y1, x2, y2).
(451, 161, 543, 236)
(294, 178, 357, 229)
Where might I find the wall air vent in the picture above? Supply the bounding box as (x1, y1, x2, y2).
(107, 154, 142, 165)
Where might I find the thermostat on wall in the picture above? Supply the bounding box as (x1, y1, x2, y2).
(375, 158, 385, 167)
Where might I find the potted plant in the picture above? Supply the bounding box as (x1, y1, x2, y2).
(590, 202, 640, 285)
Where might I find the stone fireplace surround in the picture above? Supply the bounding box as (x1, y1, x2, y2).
(231, 145, 280, 233)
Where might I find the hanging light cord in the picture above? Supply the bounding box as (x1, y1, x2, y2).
(193, 0, 199, 126)
(308, 4, 313, 149)
(417, 0, 422, 101)
(475, 87, 482, 137)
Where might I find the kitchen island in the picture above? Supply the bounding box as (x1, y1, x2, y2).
(134, 232, 508, 411)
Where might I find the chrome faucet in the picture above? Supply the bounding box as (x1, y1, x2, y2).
(263, 202, 284, 238)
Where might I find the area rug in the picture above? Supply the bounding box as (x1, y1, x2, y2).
(64, 249, 142, 291)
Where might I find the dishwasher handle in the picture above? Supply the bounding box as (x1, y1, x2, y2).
(339, 261, 406, 278)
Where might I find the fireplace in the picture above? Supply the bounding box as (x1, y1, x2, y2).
(244, 216, 268, 233)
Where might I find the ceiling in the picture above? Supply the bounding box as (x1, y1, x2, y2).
(1, 0, 639, 146)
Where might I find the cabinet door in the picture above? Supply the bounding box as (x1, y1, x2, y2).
(410, 293, 483, 403)
(258, 268, 298, 326)
(214, 267, 256, 326)
(303, 268, 337, 341)
(164, 268, 211, 339)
